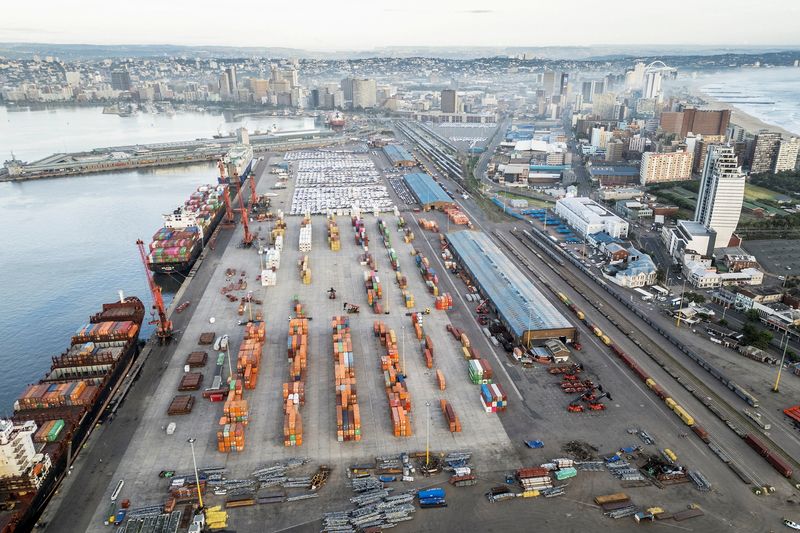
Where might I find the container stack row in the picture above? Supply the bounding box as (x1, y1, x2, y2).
(327, 215, 340, 251)
(284, 303, 308, 447)
(480, 383, 508, 413)
(418, 219, 439, 232)
(352, 216, 369, 248)
(363, 270, 384, 314)
(468, 359, 493, 385)
(373, 321, 412, 437)
(377, 218, 392, 249)
(440, 399, 461, 433)
(298, 255, 311, 285)
(413, 250, 440, 297)
(237, 322, 265, 390)
(299, 216, 312, 252)
(332, 316, 361, 442)
(444, 206, 470, 225)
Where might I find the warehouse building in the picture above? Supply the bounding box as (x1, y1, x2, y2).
(555, 197, 629, 238)
(383, 144, 416, 167)
(446, 231, 576, 345)
(403, 172, 454, 209)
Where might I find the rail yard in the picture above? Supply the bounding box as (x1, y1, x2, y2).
(37, 135, 800, 533)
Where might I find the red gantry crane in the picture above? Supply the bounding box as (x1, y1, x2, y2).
(136, 239, 173, 343)
(249, 173, 258, 209)
(218, 160, 235, 226)
(237, 189, 254, 247)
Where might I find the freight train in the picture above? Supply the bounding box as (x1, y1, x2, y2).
(555, 290, 798, 485)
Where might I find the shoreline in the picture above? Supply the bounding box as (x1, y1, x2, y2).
(684, 77, 798, 137)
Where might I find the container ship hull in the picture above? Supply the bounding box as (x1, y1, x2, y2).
(148, 205, 224, 274)
(1, 297, 145, 533)
(147, 184, 228, 275)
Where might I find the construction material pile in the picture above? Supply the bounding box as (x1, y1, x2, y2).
(323, 479, 417, 532)
(444, 206, 470, 225)
(332, 316, 361, 442)
(363, 270, 384, 314)
(418, 219, 439, 232)
(374, 321, 412, 437)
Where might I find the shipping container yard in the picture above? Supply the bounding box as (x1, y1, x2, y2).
(38, 145, 800, 533)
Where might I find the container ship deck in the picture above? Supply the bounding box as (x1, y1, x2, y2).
(0, 296, 144, 533)
(147, 184, 228, 275)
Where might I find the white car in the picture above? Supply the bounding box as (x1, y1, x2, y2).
(784, 519, 800, 530)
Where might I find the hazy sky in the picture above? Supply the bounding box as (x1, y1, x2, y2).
(3, 0, 799, 50)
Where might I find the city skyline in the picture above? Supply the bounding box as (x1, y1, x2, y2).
(3, 1, 800, 50)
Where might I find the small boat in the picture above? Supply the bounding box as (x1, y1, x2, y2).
(785, 519, 800, 531)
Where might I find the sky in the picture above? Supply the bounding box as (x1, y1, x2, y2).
(2, 0, 800, 50)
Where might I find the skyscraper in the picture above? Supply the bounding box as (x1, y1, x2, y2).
(340, 78, 354, 104)
(581, 82, 593, 104)
(542, 71, 556, 96)
(352, 79, 377, 109)
(441, 89, 458, 113)
(750, 131, 781, 174)
(111, 67, 132, 91)
(694, 145, 746, 249)
(225, 66, 237, 95)
(219, 72, 231, 99)
(558, 73, 569, 96)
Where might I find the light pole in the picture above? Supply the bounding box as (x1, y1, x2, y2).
(401, 325, 406, 375)
(773, 328, 791, 393)
(675, 277, 688, 328)
(425, 401, 431, 468)
(187, 438, 204, 510)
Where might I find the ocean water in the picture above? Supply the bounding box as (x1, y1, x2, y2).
(0, 105, 315, 162)
(0, 162, 219, 412)
(698, 67, 800, 136)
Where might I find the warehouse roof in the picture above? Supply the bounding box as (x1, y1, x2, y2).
(446, 231, 573, 337)
(403, 172, 452, 206)
(383, 144, 415, 164)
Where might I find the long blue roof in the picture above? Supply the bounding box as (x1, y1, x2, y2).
(446, 231, 574, 337)
(383, 144, 415, 164)
(403, 172, 452, 205)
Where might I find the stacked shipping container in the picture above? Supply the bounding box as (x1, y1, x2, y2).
(373, 321, 412, 437)
(332, 316, 361, 442)
(284, 303, 308, 446)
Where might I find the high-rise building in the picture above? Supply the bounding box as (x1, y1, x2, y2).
(639, 151, 694, 185)
(111, 67, 132, 91)
(441, 89, 458, 113)
(218, 72, 231, 99)
(249, 78, 270, 100)
(225, 66, 237, 96)
(581, 82, 593, 104)
(605, 140, 624, 162)
(340, 78, 354, 103)
(351, 78, 377, 109)
(694, 145, 745, 249)
(660, 109, 731, 138)
(643, 70, 662, 100)
(558, 73, 569, 96)
(750, 131, 782, 174)
(542, 71, 557, 96)
(775, 137, 800, 172)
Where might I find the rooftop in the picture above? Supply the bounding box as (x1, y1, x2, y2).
(677, 219, 714, 237)
(446, 231, 573, 337)
(382, 144, 414, 163)
(588, 165, 640, 177)
(403, 172, 452, 206)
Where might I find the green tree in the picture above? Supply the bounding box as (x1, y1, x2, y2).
(745, 309, 760, 322)
(718, 319, 729, 327)
(741, 323, 773, 349)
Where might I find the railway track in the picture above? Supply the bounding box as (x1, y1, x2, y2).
(493, 228, 800, 491)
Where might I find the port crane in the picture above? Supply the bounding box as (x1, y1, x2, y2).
(135, 239, 173, 343)
(237, 189, 254, 247)
(218, 160, 235, 226)
(249, 173, 258, 208)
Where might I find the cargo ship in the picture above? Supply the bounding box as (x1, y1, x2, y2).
(147, 184, 227, 274)
(223, 143, 254, 183)
(0, 296, 144, 532)
(327, 112, 345, 128)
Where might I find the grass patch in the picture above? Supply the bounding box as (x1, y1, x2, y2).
(745, 183, 783, 202)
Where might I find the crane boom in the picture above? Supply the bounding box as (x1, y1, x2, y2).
(136, 239, 173, 343)
(250, 174, 257, 208)
(237, 189, 253, 246)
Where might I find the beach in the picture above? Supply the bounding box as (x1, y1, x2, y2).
(683, 67, 800, 137)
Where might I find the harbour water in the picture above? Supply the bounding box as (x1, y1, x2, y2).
(698, 67, 800, 136)
(1, 105, 316, 162)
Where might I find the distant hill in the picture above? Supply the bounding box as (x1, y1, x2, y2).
(1, 42, 799, 60)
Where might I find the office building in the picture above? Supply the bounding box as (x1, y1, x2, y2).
(775, 137, 800, 173)
(581, 81, 593, 104)
(225, 66, 237, 96)
(555, 197, 629, 238)
(660, 109, 731, 138)
(543, 71, 556, 96)
(695, 145, 746, 249)
(350, 78, 377, 109)
(340, 78, 354, 103)
(693, 135, 726, 173)
(643, 70, 662, 100)
(605, 140, 624, 162)
(218, 72, 231, 99)
(558, 73, 569, 96)
(639, 151, 693, 185)
(666, 220, 716, 260)
(750, 131, 781, 174)
(441, 89, 458, 113)
(110, 68, 132, 91)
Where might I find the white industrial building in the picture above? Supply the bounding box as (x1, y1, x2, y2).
(555, 197, 629, 238)
(664, 220, 716, 261)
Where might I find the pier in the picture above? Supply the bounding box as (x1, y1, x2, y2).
(1, 130, 340, 181)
